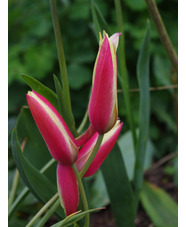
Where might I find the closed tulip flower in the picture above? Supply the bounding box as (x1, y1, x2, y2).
(26, 90, 78, 165)
(88, 32, 121, 134)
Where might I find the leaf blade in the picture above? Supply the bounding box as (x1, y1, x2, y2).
(11, 129, 64, 219)
(133, 21, 151, 209)
(53, 75, 77, 136)
(90, 0, 111, 40)
(21, 73, 59, 112)
(141, 181, 178, 227)
(101, 143, 135, 227)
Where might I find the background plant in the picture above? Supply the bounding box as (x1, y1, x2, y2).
(8, 0, 178, 226)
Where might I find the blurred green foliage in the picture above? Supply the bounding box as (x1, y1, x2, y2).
(9, 0, 177, 225)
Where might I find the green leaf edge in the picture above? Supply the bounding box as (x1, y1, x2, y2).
(11, 129, 64, 219)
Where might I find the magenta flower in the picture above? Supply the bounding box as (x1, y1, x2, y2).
(26, 91, 78, 165)
(26, 90, 122, 216)
(76, 120, 123, 177)
(26, 30, 122, 216)
(88, 32, 121, 134)
(57, 164, 79, 216)
(26, 90, 79, 216)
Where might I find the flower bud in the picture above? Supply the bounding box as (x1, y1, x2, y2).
(26, 91, 78, 165)
(88, 32, 121, 134)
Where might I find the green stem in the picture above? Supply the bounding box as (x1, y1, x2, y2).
(77, 110, 88, 134)
(145, 0, 178, 71)
(80, 134, 104, 178)
(9, 139, 27, 208)
(49, 0, 74, 118)
(8, 187, 29, 219)
(36, 199, 60, 227)
(72, 164, 89, 227)
(8, 169, 20, 207)
(114, 0, 137, 148)
(40, 158, 56, 173)
(8, 158, 56, 219)
(26, 193, 59, 227)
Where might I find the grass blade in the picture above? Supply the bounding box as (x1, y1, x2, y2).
(101, 143, 135, 227)
(133, 21, 151, 211)
(53, 75, 77, 136)
(90, 0, 111, 40)
(141, 181, 178, 226)
(114, 0, 137, 148)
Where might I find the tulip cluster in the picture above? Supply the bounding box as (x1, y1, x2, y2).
(26, 32, 122, 216)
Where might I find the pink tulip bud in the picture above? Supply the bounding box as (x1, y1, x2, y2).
(88, 32, 121, 134)
(26, 91, 78, 165)
(76, 120, 123, 177)
(57, 163, 79, 216)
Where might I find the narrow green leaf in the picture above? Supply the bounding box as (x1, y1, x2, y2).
(21, 73, 59, 112)
(50, 208, 103, 227)
(141, 181, 178, 227)
(11, 129, 64, 219)
(118, 130, 156, 181)
(101, 143, 135, 227)
(88, 171, 109, 208)
(114, 0, 137, 148)
(133, 21, 151, 210)
(50, 0, 73, 117)
(90, 0, 111, 40)
(16, 106, 57, 183)
(53, 75, 77, 136)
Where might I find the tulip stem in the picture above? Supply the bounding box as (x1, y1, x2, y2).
(72, 164, 89, 227)
(36, 199, 60, 227)
(80, 134, 104, 178)
(77, 110, 88, 134)
(26, 193, 59, 227)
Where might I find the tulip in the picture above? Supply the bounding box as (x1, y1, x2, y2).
(57, 163, 79, 216)
(76, 120, 123, 177)
(88, 32, 121, 134)
(26, 90, 78, 165)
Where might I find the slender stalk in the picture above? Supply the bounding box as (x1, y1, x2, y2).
(49, 0, 74, 121)
(8, 158, 56, 218)
(145, 0, 178, 71)
(8, 169, 20, 208)
(8, 139, 27, 208)
(72, 164, 89, 227)
(77, 110, 88, 134)
(117, 84, 178, 93)
(26, 193, 59, 227)
(36, 199, 60, 227)
(40, 158, 56, 173)
(80, 134, 104, 178)
(114, 0, 137, 148)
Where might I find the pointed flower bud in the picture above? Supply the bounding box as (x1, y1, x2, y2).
(57, 163, 79, 216)
(26, 91, 78, 165)
(76, 120, 123, 177)
(88, 32, 121, 134)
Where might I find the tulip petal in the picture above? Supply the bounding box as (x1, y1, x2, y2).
(88, 33, 119, 134)
(57, 163, 79, 216)
(76, 120, 123, 177)
(26, 91, 78, 165)
(110, 33, 122, 50)
(75, 124, 96, 147)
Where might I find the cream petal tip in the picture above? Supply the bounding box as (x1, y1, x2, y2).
(110, 33, 122, 50)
